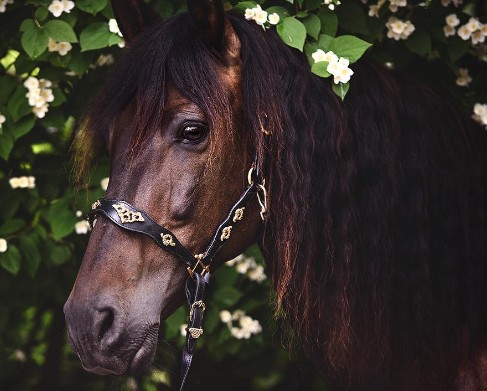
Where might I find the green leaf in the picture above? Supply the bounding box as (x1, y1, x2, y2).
(336, 1, 368, 35)
(318, 8, 338, 37)
(35, 7, 49, 21)
(45, 20, 78, 43)
(329, 35, 372, 63)
(80, 22, 119, 51)
(276, 17, 307, 52)
(448, 37, 470, 63)
(405, 30, 431, 56)
(332, 82, 350, 100)
(318, 34, 334, 51)
(11, 116, 35, 140)
(47, 198, 77, 240)
(266, 6, 290, 20)
(0, 129, 14, 161)
(76, 0, 108, 15)
(0, 245, 21, 275)
(48, 244, 72, 265)
(20, 19, 35, 32)
(213, 286, 243, 307)
(19, 235, 41, 278)
(0, 76, 17, 105)
(311, 61, 331, 78)
(21, 25, 49, 59)
(0, 219, 26, 235)
(7, 86, 32, 122)
(302, 14, 321, 40)
(233, 1, 257, 13)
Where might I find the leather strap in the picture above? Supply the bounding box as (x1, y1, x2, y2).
(86, 159, 264, 390)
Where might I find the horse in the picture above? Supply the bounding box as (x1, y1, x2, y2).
(64, 0, 487, 390)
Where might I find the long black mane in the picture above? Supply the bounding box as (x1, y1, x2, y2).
(74, 12, 487, 390)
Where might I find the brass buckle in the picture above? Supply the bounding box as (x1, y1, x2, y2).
(189, 300, 206, 322)
(187, 254, 210, 278)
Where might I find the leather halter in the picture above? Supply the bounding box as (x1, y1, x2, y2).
(87, 159, 266, 390)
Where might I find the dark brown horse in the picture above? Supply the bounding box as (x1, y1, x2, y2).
(65, 0, 487, 390)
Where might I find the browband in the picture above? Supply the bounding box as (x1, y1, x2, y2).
(87, 159, 266, 390)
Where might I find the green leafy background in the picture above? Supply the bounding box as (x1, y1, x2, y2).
(0, 0, 486, 390)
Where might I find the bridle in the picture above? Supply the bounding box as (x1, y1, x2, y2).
(87, 156, 267, 390)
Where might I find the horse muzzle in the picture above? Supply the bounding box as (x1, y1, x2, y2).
(63, 296, 160, 376)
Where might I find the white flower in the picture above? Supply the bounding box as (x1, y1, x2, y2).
(9, 177, 20, 189)
(446, 14, 460, 27)
(457, 25, 472, 40)
(327, 57, 354, 84)
(18, 176, 29, 188)
(254, 9, 268, 26)
(23, 77, 39, 90)
(443, 25, 456, 37)
(180, 324, 187, 337)
(368, 0, 385, 18)
(0, 238, 7, 253)
(471, 30, 485, 45)
(247, 264, 267, 282)
(0, 113, 5, 128)
(48, 0, 64, 17)
(75, 220, 91, 234)
(268, 13, 279, 25)
(27, 176, 35, 189)
(0, 0, 13, 13)
(95, 54, 115, 67)
(473, 103, 487, 129)
(386, 17, 415, 40)
(466, 17, 480, 33)
(57, 42, 72, 56)
(244, 8, 256, 20)
(389, 0, 407, 13)
(108, 19, 123, 37)
(100, 177, 109, 191)
(62, 0, 74, 13)
(76, 210, 83, 217)
(48, 39, 59, 52)
(12, 349, 26, 362)
(219, 310, 232, 323)
(312, 49, 338, 64)
(33, 104, 49, 119)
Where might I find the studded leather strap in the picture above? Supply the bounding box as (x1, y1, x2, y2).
(87, 161, 263, 390)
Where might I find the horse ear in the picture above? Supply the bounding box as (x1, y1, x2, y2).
(111, 0, 160, 42)
(187, 0, 240, 62)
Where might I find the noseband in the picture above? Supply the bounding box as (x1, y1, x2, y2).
(87, 157, 266, 390)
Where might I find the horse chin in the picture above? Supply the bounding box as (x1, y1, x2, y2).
(126, 325, 160, 375)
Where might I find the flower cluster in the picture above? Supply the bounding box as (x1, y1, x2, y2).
(323, 0, 341, 11)
(48, 0, 74, 18)
(219, 310, 262, 339)
(473, 103, 487, 129)
(385, 17, 415, 40)
(0, 113, 5, 128)
(456, 68, 472, 87)
(368, 0, 407, 17)
(48, 39, 72, 56)
(453, 16, 487, 45)
(0, 238, 7, 253)
(226, 254, 267, 283)
(23, 77, 54, 119)
(9, 176, 35, 189)
(245, 5, 280, 28)
(312, 49, 354, 84)
(0, 0, 13, 13)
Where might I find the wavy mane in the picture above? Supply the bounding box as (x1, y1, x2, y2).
(232, 15, 487, 389)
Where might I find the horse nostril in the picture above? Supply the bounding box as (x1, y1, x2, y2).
(97, 308, 115, 340)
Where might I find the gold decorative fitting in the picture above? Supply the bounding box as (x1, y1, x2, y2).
(220, 226, 232, 241)
(112, 203, 145, 224)
(188, 327, 203, 339)
(233, 207, 245, 222)
(161, 233, 176, 247)
(91, 200, 101, 210)
(187, 254, 210, 278)
(189, 300, 206, 321)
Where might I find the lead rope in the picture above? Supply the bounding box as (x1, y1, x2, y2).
(87, 158, 267, 391)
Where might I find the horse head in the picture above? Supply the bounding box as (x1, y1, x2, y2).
(64, 0, 264, 376)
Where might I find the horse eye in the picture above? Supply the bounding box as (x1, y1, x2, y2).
(180, 124, 208, 144)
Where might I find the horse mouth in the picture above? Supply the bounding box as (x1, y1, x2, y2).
(126, 323, 160, 375)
